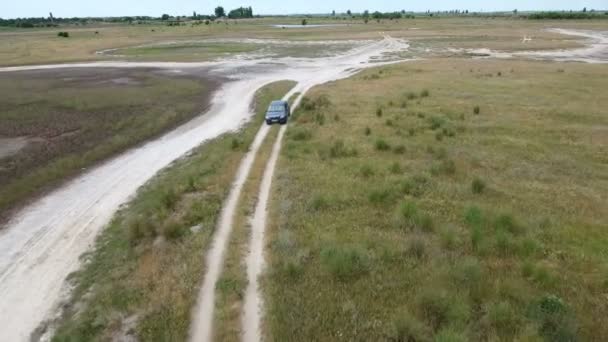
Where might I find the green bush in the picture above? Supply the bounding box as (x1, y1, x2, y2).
(406, 92, 418, 100)
(435, 328, 467, 342)
(431, 159, 456, 175)
(401, 174, 431, 197)
(416, 213, 435, 233)
(393, 144, 406, 154)
(375, 138, 391, 151)
(420, 89, 430, 98)
(389, 162, 402, 174)
(440, 226, 458, 250)
(320, 245, 369, 279)
(531, 295, 578, 341)
(417, 289, 469, 331)
(388, 310, 431, 342)
(407, 237, 427, 260)
(429, 116, 446, 130)
(489, 301, 520, 338)
(231, 137, 242, 150)
(329, 140, 357, 158)
(473, 106, 480, 115)
(385, 119, 394, 126)
(360, 164, 375, 178)
(494, 213, 523, 235)
(290, 128, 312, 141)
(376, 107, 383, 117)
(452, 257, 482, 287)
(364, 126, 371, 135)
(464, 206, 483, 227)
(310, 194, 329, 211)
(471, 178, 486, 194)
(368, 186, 397, 205)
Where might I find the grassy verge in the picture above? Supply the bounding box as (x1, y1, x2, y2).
(265, 59, 608, 341)
(0, 69, 217, 221)
(51, 80, 295, 341)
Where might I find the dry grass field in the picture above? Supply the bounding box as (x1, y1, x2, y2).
(265, 59, 608, 341)
(0, 68, 218, 221)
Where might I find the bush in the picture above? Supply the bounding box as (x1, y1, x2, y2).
(231, 137, 242, 150)
(417, 214, 435, 232)
(431, 159, 456, 176)
(417, 289, 469, 331)
(364, 127, 371, 135)
(385, 119, 393, 126)
(531, 295, 578, 341)
(315, 113, 326, 125)
(320, 245, 368, 279)
(473, 106, 480, 115)
(401, 174, 431, 197)
(407, 237, 427, 260)
(389, 162, 402, 174)
(162, 220, 185, 240)
(360, 164, 375, 178)
(375, 139, 391, 151)
(368, 186, 397, 205)
(401, 101, 408, 108)
(464, 206, 483, 227)
(329, 140, 357, 158)
(452, 257, 482, 287)
(489, 301, 520, 338)
(290, 128, 312, 141)
(495, 230, 516, 257)
(471, 178, 486, 194)
(127, 215, 155, 244)
(406, 92, 418, 100)
(389, 311, 431, 342)
(310, 194, 329, 211)
(429, 116, 445, 130)
(440, 226, 458, 250)
(435, 131, 444, 141)
(494, 213, 523, 235)
(393, 144, 406, 154)
(376, 107, 383, 117)
(160, 188, 179, 211)
(57, 31, 70, 38)
(420, 89, 430, 97)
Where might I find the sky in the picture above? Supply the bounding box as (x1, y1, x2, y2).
(1, 1, 606, 19)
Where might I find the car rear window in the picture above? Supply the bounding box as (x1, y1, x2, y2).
(268, 105, 284, 112)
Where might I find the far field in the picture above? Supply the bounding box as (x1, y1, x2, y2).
(1, 17, 606, 66)
(0, 68, 218, 220)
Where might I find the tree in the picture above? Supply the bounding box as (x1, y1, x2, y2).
(583, 7, 587, 12)
(215, 6, 225, 17)
(513, 9, 518, 14)
(228, 6, 253, 19)
(161, 14, 170, 20)
(302, 19, 307, 25)
(347, 9, 352, 16)
(331, 10, 335, 16)
(363, 10, 370, 19)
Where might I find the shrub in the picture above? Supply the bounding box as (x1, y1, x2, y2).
(420, 89, 430, 97)
(519, 237, 542, 258)
(393, 144, 406, 154)
(473, 106, 480, 115)
(416, 214, 435, 233)
(494, 214, 523, 235)
(368, 186, 396, 205)
(375, 139, 391, 151)
(531, 295, 577, 341)
(310, 194, 329, 211)
(389, 162, 402, 174)
(406, 92, 418, 100)
(231, 137, 242, 150)
(360, 165, 374, 178)
(290, 128, 312, 141)
(408, 128, 416, 136)
(417, 289, 469, 331)
(440, 226, 458, 250)
(407, 237, 427, 260)
(400, 101, 408, 108)
(329, 140, 357, 158)
(452, 257, 482, 287)
(376, 107, 383, 117)
(435, 131, 444, 141)
(401, 174, 431, 197)
(57, 31, 70, 38)
(442, 127, 455, 137)
(489, 301, 520, 338)
(385, 119, 393, 126)
(160, 188, 179, 211)
(471, 178, 486, 194)
(315, 112, 326, 125)
(464, 206, 483, 227)
(162, 220, 184, 240)
(127, 215, 155, 244)
(431, 159, 456, 176)
(521, 261, 535, 278)
(320, 245, 369, 279)
(389, 311, 431, 342)
(364, 127, 371, 135)
(428, 116, 445, 130)
(471, 226, 483, 252)
(334, 114, 340, 122)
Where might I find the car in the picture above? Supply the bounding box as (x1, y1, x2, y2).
(265, 100, 290, 125)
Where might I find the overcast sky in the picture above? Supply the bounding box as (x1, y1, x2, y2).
(2, 1, 606, 18)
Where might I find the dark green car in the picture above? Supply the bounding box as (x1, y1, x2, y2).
(265, 100, 290, 125)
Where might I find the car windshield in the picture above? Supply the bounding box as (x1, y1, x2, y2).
(268, 104, 284, 112)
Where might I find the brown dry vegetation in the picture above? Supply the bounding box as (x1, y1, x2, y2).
(266, 59, 608, 341)
(50, 81, 295, 341)
(0, 68, 218, 221)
